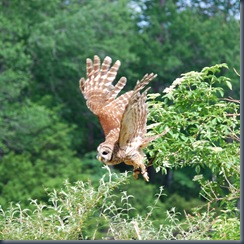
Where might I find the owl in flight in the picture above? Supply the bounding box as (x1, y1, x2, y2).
(79, 55, 168, 181)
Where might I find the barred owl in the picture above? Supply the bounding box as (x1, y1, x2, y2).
(79, 55, 168, 181)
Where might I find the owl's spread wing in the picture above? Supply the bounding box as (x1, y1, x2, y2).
(79, 55, 131, 137)
(118, 73, 157, 148)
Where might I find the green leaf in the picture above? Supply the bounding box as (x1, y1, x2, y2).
(195, 165, 201, 174)
(225, 80, 233, 90)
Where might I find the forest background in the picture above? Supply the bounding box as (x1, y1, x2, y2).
(0, 0, 240, 240)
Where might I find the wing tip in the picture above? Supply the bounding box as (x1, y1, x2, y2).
(79, 78, 85, 92)
(86, 57, 92, 63)
(103, 56, 112, 65)
(115, 59, 121, 66)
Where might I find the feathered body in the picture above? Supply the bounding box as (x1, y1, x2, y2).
(79, 55, 168, 181)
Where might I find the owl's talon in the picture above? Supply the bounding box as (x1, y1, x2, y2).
(141, 171, 149, 182)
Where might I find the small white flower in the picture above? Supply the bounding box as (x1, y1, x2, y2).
(172, 77, 184, 86)
(163, 86, 174, 94)
(209, 147, 223, 153)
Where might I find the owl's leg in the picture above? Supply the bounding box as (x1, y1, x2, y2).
(133, 167, 149, 181)
(142, 171, 149, 182)
(133, 168, 140, 180)
(126, 157, 149, 182)
(124, 161, 141, 180)
(125, 154, 149, 181)
(136, 163, 149, 182)
(137, 152, 150, 182)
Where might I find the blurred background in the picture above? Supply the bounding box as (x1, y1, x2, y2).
(0, 0, 240, 220)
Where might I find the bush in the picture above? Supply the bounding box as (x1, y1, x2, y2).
(146, 63, 240, 240)
(0, 167, 240, 240)
(0, 167, 166, 240)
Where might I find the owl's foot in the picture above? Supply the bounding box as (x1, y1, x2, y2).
(141, 170, 149, 182)
(133, 169, 140, 179)
(133, 168, 149, 182)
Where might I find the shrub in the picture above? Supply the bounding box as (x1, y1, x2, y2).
(146, 63, 240, 240)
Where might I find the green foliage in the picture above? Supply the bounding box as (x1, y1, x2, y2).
(0, 0, 240, 240)
(146, 63, 240, 239)
(0, 0, 91, 209)
(0, 168, 163, 240)
(148, 64, 239, 178)
(26, 0, 139, 152)
(0, 167, 124, 240)
(0, 167, 240, 240)
(132, 0, 239, 95)
(0, 101, 82, 207)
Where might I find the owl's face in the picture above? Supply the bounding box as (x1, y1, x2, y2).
(97, 143, 113, 164)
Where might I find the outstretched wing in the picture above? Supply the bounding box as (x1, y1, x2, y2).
(79, 55, 132, 138)
(118, 73, 157, 148)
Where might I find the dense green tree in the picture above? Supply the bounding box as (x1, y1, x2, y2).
(0, 0, 84, 208)
(131, 0, 239, 95)
(26, 0, 138, 152)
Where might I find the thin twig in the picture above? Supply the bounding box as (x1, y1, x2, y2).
(132, 221, 142, 240)
(226, 113, 240, 117)
(222, 97, 240, 104)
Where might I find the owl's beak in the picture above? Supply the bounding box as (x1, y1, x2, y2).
(97, 155, 103, 162)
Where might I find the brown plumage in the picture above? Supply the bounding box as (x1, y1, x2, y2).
(79, 55, 169, 181)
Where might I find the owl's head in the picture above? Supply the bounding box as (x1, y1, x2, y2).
(97, 143, 113, 164)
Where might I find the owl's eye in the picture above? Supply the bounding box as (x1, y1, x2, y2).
(102, 151, 109, 156)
